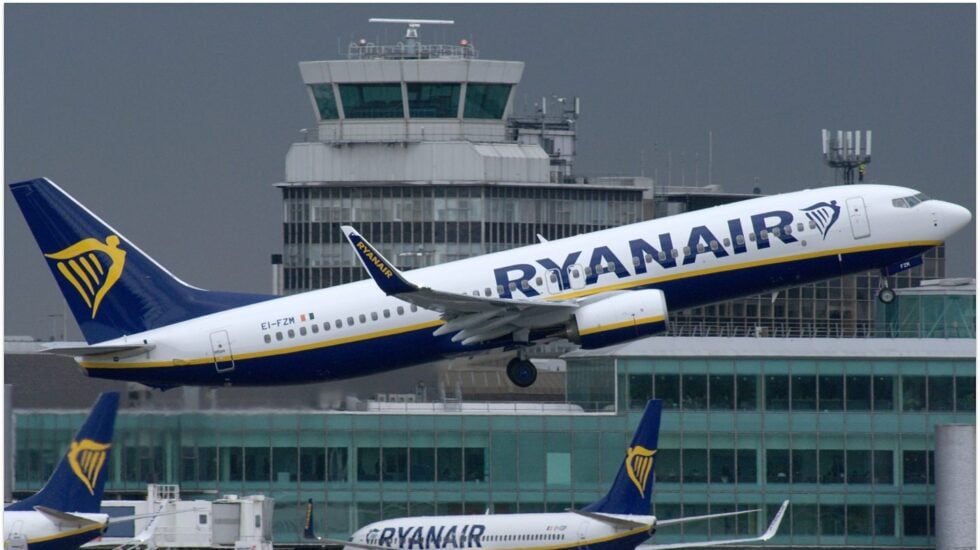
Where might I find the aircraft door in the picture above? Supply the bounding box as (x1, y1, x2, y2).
(546, 268, 563, 294)
(567, 264, 587, 290)
(845, 197, 871, 239)
(210, 330, 235, 373)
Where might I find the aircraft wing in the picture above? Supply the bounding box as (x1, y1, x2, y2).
(639, 500, 788, 550)
(342, 225, 577, 345)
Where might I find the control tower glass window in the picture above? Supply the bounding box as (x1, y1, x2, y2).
(339, 84, 404, 118)
(310, 84, 338, 120)
(407, 83, 460, 118)
(464, 84, 511, 119)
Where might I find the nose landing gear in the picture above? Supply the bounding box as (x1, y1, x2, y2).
(877, 274, 896, 304)
(506, 356, 538, 388)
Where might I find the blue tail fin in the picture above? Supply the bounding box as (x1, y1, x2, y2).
(6, 393, 120, 513)
(583, 399, 662, 516)
(9, 178, 272, 343)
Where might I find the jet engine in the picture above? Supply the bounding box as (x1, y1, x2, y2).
(566, 289, 669, 349)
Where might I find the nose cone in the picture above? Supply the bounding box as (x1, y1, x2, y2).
(935, 200, 973, 238)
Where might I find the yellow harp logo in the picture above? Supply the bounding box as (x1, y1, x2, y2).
(625, 445, 657, 497)
(45, 236, 126, 318)
(68, 438, 112, 495)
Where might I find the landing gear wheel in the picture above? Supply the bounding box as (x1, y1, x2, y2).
(877, 288, 896, 304)
(506, 358, 538, 388)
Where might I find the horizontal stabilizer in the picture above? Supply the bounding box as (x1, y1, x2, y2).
(639, 500, 789, 550)
(34, 505, 102, 526)
(42, 343, 155, 358)
(567, 508, 652, 529)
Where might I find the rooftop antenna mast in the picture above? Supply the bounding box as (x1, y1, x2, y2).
(369, 18, 455, 52)
(822, 129, 871, 185)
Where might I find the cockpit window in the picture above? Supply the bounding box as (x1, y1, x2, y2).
(892, 193, 932, 208)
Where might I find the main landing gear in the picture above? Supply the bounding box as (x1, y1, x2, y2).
(506, 356, 537, 388)
(877, 275, 896, 304)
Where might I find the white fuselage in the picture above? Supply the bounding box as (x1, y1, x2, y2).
(346, 512, 656, 550)
(73, 184, 969, 386)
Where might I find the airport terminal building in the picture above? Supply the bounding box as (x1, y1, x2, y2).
(10, 294, 975, 549)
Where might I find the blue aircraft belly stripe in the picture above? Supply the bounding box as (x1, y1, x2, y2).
(80, 243, 934, 387)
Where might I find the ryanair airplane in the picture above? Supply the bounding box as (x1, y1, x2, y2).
(326, 400, 789, 550)
(4, 393, 119, 550)
(9, 178, 971, 388)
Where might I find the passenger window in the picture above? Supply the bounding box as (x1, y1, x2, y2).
(723, 237, 731, 247)
(595, 264, 603, 274)
(383, 309, 391, 318)
(683, 246, 691, 256)
(632, 256, 640, 267)
(521, 280, 530, 290)
(397, 306, 405, 315)
(299, 326, 307, 336)
(535, 277, 543, 286)
(311, 324, 319, 334)
(736, 234, 745, 245)
(371, 312, 378, 321)
(570, 269, 580, 278)
(484, 288, 492, 296)
(584, 266, 593, 276)
(410, 305, 418, 312)
(347, 317, 354, 326)
(549, 273, 558, 283)
(263, 334, 271, 344)
(288, 329, 295, 338)
(358, 314, 366, 323)
(496, 285, 505, 294)
(697, 243, 705, 253)
(658, 251, 667, 261)
(710, 240, 719, 251)
(335, 320, 342, 329)
(671, 249, 679, 258)
(608, 262, 617, 271)
(509, 282, 518, 291)
(809, 220, 817, 229)
(644, 253, 653, 263)
(748, 233, 756, 242)
(276, 332, 283, 341)
(760, 230, 769, 240)
(784, 225, 793, 235)
(797, 222, 805, 232)
(772, 227, 780, 237)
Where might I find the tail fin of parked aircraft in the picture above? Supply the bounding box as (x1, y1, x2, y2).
(584, 399, 663, 516)
(9, 178, 271, 343)
(5, 392, 120, 513)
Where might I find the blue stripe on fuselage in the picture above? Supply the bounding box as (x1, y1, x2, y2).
(81, 244, 933, 387)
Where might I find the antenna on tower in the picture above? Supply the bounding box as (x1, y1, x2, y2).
(822, 129, 871, 185)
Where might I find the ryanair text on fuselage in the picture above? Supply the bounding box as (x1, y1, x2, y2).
(494, 208, 808, 299)
(366, 524, 491, 549)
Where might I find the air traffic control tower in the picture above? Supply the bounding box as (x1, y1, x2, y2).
(276, 19, 643, 293)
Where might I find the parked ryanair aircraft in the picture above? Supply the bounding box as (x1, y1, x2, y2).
(4, 393, 119, 550)
(10, 178, 971, 387)
(327, 400, 789, 550)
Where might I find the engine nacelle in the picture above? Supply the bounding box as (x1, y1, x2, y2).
(566, 289, 669, 349)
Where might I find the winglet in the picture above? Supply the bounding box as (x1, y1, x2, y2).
(341, 225, 417, 295)
(760, 500, 789, 541)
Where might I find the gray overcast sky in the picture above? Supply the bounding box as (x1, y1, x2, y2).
(4, 4, 976, 340)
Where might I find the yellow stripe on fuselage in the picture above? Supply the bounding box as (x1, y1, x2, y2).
(509, 523, 652, 550)
(80, 239, 939, 371)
